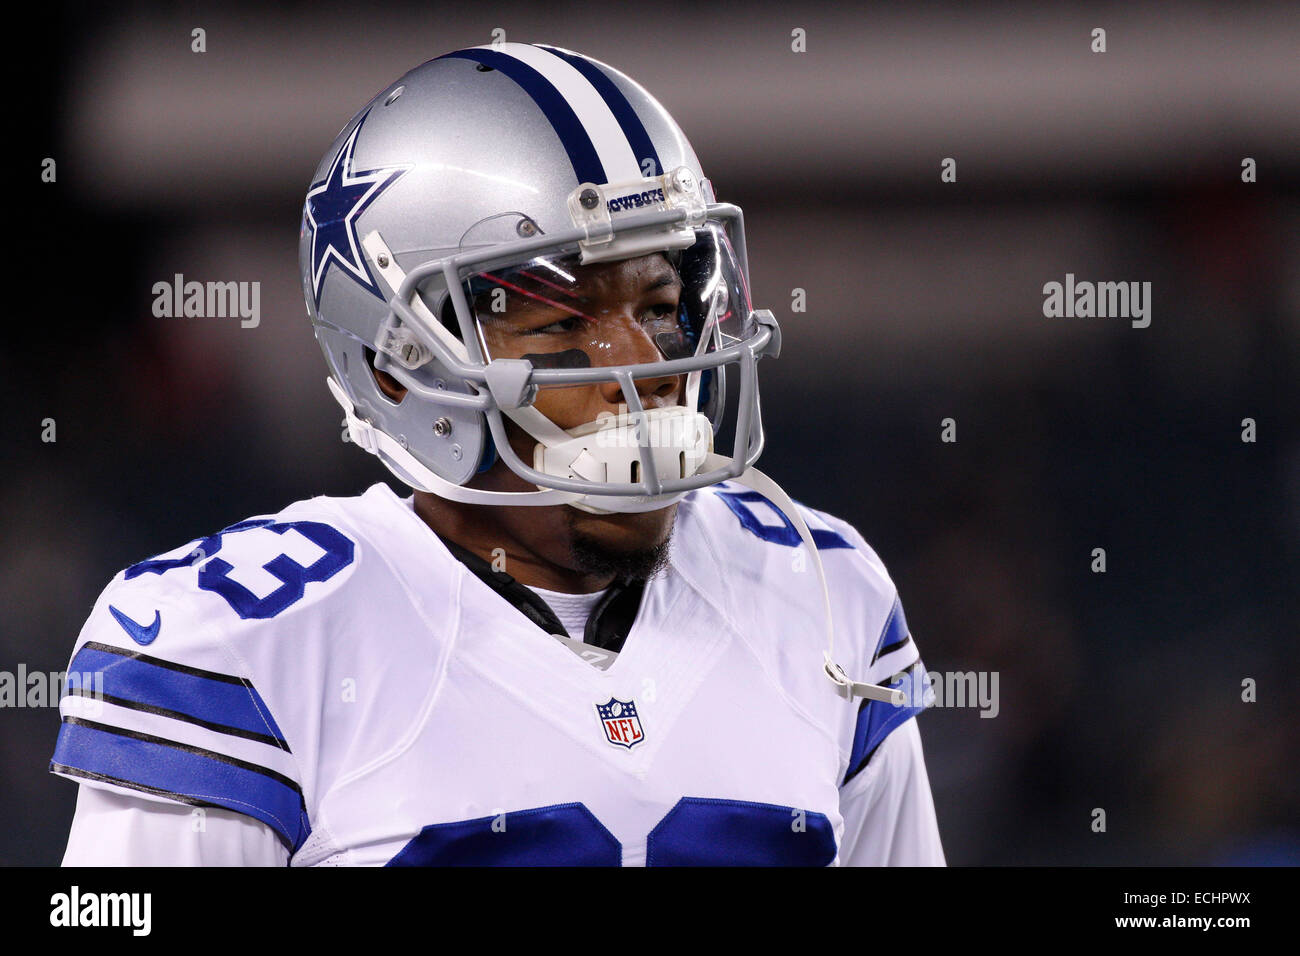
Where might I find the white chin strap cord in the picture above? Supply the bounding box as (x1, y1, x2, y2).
(700, 453, 905, 706)
(328, 376, 900, 705)
(328, 375, 583, 507)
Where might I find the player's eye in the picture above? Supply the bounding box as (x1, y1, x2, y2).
(526, 315, 587, 335)
(642, 302, 680, 327)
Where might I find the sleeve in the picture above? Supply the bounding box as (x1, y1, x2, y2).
(62, 785, 287, 867)
(841, 592, 935, 782)
(835, 591, 944, 865)
(837, 717, 945, 866)
(49, 567, 311, 861)
(804, 508, 944, 866)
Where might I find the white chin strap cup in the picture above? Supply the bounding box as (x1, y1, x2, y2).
(534, 407, 712, 515)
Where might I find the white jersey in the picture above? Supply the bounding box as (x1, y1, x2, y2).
(52, 482, 944, 866)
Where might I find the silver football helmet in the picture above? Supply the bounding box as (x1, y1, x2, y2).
(299, 42, 780, 515)
(299, 42, 900, 705)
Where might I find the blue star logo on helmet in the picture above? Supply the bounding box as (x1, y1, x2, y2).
(304, 110, 409, 306)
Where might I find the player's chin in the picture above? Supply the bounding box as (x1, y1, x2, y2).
(571, 499, 677, 536)
(564, 502, 677, 580)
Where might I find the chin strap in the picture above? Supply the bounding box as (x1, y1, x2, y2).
(328, 376, 585, 506)
(329, 374, 692, 509)
(701, 453, 905, 706)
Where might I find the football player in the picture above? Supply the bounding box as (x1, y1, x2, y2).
(52, 43, 944, 866)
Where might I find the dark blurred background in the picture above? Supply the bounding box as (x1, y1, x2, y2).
(3, 1, 1297, 865)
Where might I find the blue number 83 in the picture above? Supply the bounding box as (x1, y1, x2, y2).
(387, 797, 837, 866)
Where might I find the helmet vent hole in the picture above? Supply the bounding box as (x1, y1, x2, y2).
(475, 64, 495, 73)
(630, 461, 640, 483)
(341, 351, 349, 374)
(679, 451, 686, 477)
(383, 86, 404, 107)
(364, 347, 404, 406)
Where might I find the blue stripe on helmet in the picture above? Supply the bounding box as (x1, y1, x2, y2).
(440, 48, 607, 184)
(535, 45, 663, 176)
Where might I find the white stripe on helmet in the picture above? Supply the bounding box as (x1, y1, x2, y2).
(484, 42, 644, 182)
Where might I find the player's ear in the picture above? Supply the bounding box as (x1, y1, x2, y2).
(364, 347, 407, 403)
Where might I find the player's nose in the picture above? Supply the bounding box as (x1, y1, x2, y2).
(594, 317, 683, 410)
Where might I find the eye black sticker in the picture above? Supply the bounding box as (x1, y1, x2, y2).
(523, 348, 592, 369)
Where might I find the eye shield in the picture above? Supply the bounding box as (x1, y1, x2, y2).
(462, 222, 757, 453)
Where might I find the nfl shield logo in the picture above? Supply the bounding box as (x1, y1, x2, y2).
(596, 697, 645, 750)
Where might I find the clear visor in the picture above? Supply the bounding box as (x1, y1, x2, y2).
(460, 221, 754, 377)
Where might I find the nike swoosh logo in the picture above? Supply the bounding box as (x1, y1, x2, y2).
(109, 605, 162, 645)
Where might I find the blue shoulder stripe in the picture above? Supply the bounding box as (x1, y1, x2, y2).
(51, 718, 308, 852)
(843, 659, 932, 787)
(870, 596, 912, 664)
(69, 642, 289, 749)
